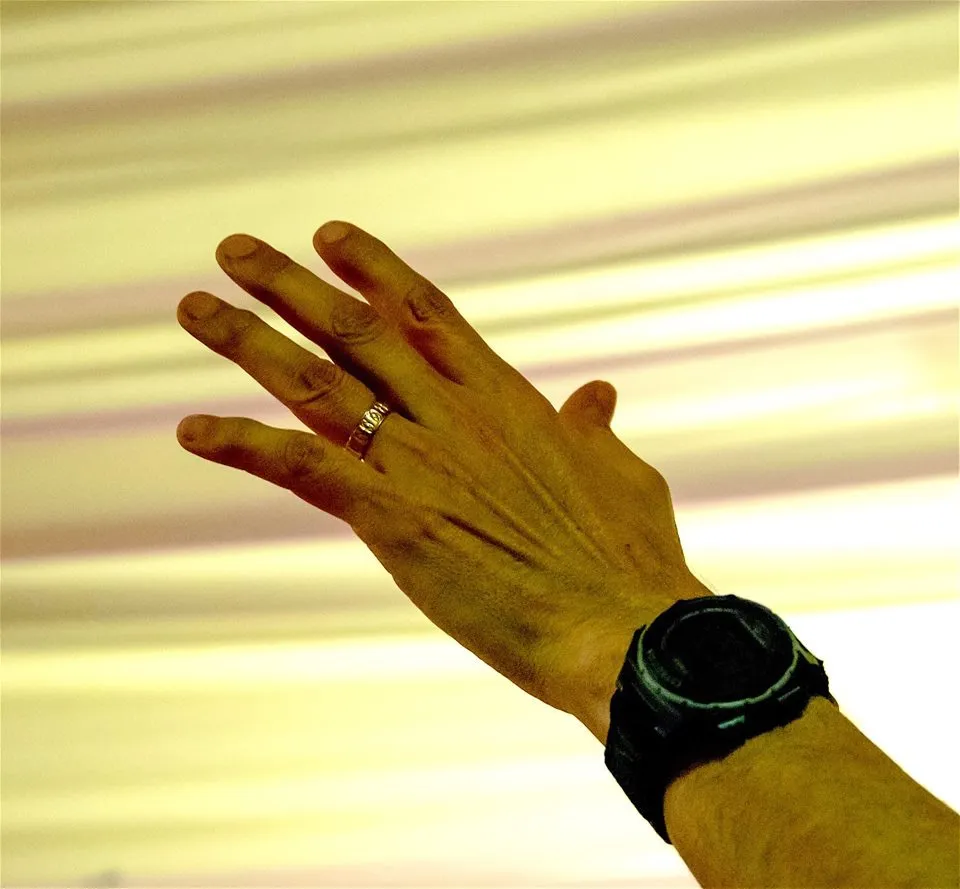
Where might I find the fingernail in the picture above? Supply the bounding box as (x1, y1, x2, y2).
(182, 292, 220, 321)
(317, 221, 349, 244)
(177, 415, 209, 444)
(219, 234, 259, 260)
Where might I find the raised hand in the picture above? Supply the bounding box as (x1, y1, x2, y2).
(175, 221, 711, 742)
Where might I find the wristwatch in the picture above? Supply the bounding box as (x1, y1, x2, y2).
(604, 593, 837, 845)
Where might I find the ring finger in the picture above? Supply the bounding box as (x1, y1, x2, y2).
(176, 291, 406, 462)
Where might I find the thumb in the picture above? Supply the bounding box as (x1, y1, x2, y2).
(558, 380, 617, 430)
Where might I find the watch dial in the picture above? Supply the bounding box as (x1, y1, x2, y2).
(650, 602, 795, 703)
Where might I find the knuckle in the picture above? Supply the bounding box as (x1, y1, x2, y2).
(400, 278, 451, 325)
(329, 300, 388, 346)
(279, 433, 325, 483)
(293, 359, 346, 408)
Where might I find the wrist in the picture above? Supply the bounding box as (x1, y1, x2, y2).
(579, 584, 713, 745)
(581, 679, 615, 746)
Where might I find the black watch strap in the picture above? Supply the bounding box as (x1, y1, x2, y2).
(604, 604, 836, 845)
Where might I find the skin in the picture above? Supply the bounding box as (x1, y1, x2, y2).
(176, 221, 713, 737)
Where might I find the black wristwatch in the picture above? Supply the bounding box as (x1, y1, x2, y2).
(604, 594, 836, 844)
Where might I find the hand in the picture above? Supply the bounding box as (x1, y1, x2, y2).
(175, 221, 712, 741)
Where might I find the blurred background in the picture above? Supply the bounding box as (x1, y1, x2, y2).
(1, 1, 958, 887)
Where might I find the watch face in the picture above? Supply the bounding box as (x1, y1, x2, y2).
(643, 598, 795, 703)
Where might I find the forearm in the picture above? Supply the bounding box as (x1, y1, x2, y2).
(660, 695, 959, 888)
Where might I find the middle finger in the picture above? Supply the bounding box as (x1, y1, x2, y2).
(214, 233, 453, 429)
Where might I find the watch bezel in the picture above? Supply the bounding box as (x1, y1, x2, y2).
(636, 595, 801, 710)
